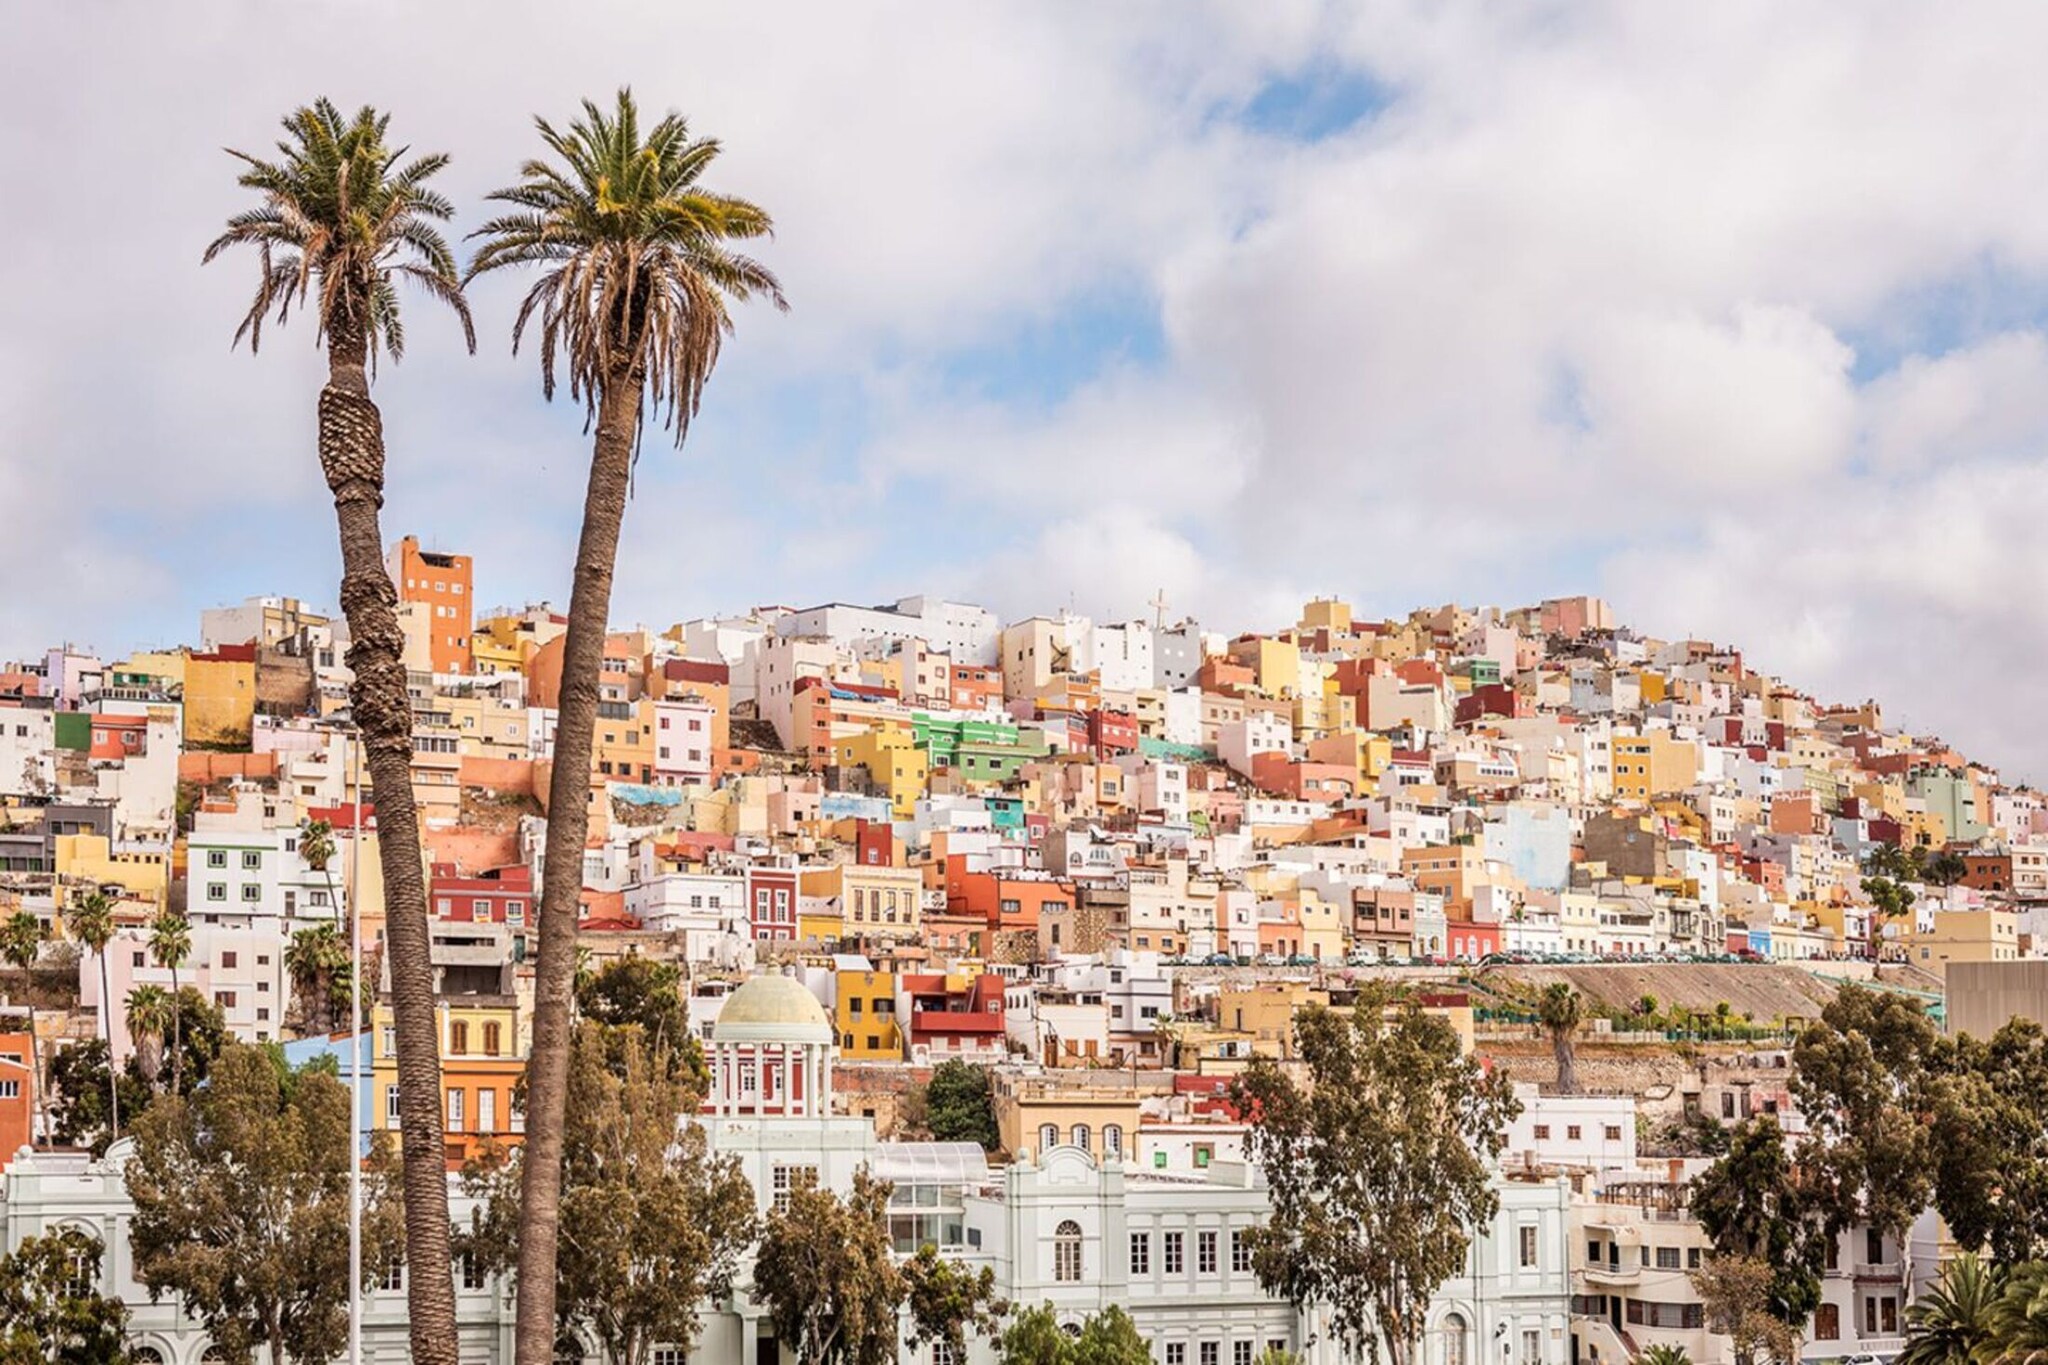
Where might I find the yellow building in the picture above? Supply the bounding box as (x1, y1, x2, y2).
(833, 967, 902, 1060)
(183, 649, 258, 748)
(370, 999, 526, 1166)
(1299, 598, 1353, 634)
(995, 1075, 1145, 1162)
(833, 730, 928, 819)
(54, 833, 170, 915)
(442, 692, 531, 758)
(592, 697, 657, 784)
(1611, 730, 1700, 802)
(1213, 981, 1328, 1058)
(1228, 636, 1302, 699)
(1910, 909, 2020, 970)
(1297, 885, 1347, 963)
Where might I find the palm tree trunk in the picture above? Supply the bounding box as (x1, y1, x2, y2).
(1552, 1030, 1578, 1095)
(318, 321, 459, 1365)
(101, 950, 118, 1139)
(168, 963, 182, 1095)
(514, 365, 643, 1365)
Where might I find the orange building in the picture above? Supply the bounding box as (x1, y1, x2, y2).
(387, 535, 474, 674)
(0, 1029, 34, 1166)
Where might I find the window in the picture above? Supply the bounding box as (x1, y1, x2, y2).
(1040, 1124, 1059, 1151)
(1441, 1315, 1468, 1365)
(1867, 1228, 1884, 1265)
(1566, 1125, 1582, 1140)
(446, 1087, 465, 1133)
(0, 1080, 17, 1100)
(1199, 1230, 1218, 1274)
(387, 1085, 402, 1122)
(1655, 1247, 1681, 1270)
(930, 1346, 958, 1365)
(1234, 1345, 1253, 1365)
(772, 1165, 818, 1212)
(1688, 1247, 1702, 1269)
(1071, 1124, 1091, 1153)
(1232, 1229, 1252, 1272)
(1815, 1304, 1840, 1341)
(1519, 1225, 1539, 1268)
(1532, 1124, 1550, 1139)
(1164, 1231, 1184, 1274)
(243, 851, 261, 870)
(451, 1021, 469, 1055)
(1054, 1220, 1083, 1282)
(1130, 1231, 1151, 1274)
(380, 1261, 404, 1292)
(1200, 1346, 1219, 1365)
(1166, 1348, 1186, 1365)
(1604, 1125, 1623, 1141)
(207, 883, 227, 902)
(207, 850, 227, 869)
(485, 1022, 503, 1056)
(241, 884, 262, 902)
(460, 1252, 488, 1290)
(1522, 1329, 1540, 1365)
(478, 1089, 497, 1133)
(1104, 1123, 1123, 1156)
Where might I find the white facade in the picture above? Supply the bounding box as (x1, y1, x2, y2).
(652, 698, 716, 785)
(776, 597, 999, 668)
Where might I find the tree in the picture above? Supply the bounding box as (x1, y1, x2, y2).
(49, 991, 229, 1153)
(1637, 1348, 1691, 1365)
(66, 891, 118, 1140)
(146, 911, 192, 1093)
(0, 1225, 134, 1365)
(461, 1023, 755, 1365)
(1537, 983, 1583, 1094)
(1924, 849, 1969, 887)
(1690, 1255, 1800, 1365)
(126, 1043, 402, 1365)
(1, 909, 49, 1147)
(1231, 990, 1520, 1365)
(206, 98, 472, 1365)
(573, 956, 700, 1083)
(285, 922, 354, 1036)
(467, 88, 784, 1365)
(752, 1169, 903, 1365)
(1690, 1118, 1825, 1324)
(1927, 1019, 2048, 1262)
(924, 1060, 1000, 1150)
(996, 1305, 1155, 1365)
(1985, 1261, 2048, 1365)
(1898, 1252, 2002, 1365)
(1790, 985, 1938, 1273)
(902, 1244, 1007, 1362)
(124, 984, 176, 1091)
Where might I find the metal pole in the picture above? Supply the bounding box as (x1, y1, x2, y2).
(349, 727, 363, 1365)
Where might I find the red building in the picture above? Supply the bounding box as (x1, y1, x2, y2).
(0, 1030, 34, 1166)
(1455, 684, 1530, 724)
(429, 862, 534, 926)
(747, 863, 800, 943)
(949, 665, 1002, 712)
(87, 714, 149, 760)
(1088, 708, 1138, 757)
(944, 868, 1076, 936)
(901, 973, 1006, 1061)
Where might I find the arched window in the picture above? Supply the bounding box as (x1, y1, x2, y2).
(1441, 1314, 1468, 1365)
(1039, 1123, 1059, 1152)
(1103, 1124, 1123, 1156)
(1071, 1124, 1091, 1154)
(1054, 1220, 1084, 1282)
(131, 1351, 165, 1365)
(484, 1021, 503, 1056)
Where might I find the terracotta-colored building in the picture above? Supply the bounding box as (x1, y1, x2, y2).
(387, 535, 473, 674)
(0, 1029, 34, 1165)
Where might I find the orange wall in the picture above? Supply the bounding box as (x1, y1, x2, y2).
(391, 535, 474, 674)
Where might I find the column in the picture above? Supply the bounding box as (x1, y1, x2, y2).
(782, 1045, 796, 1117)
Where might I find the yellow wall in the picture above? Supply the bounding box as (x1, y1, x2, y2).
(833, 969, 901, 1060)
(834, 730, 927, 819)
(1612, 731, 1699, 801)
(184, 654, 257, 748)
(55, 833, 169, 911)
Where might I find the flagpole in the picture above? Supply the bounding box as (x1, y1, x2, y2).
(349, 726, 363, 1365)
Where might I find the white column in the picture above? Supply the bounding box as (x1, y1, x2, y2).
(781, 1045, 796, 1117)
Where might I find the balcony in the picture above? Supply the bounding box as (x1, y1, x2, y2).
(1582, 1262, 1641, 1288)
(912, 1007, 1005, 1035)
(1854, 1261, 1903, 1282)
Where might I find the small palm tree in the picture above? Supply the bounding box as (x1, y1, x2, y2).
(286, 922, 351, 1036)
(1900, 1253, 2005, 1365)
(125, 984, 177, 1092)
(206, 99, 470, 1363)
(1637, 1346, 1692, 1365)
(1539, 982, 1584, 1094)
(147, 911, 192, 1093)
(67, 891, 119, 1139)
(468, 87, 783, 1364)
(1, 909, 49, 1146)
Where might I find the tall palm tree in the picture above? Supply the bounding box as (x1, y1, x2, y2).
(205, 98, 473, 1365)
(1985, 1259, 2048, 1365)
(1538, 982, 1584, 1095)
(468, 87, 783, 1365)
(67, 891, 119, 1138)
(1901, 1252, 2003, 1365)
(125, 984, 177, 1092)
(146, 910, 192, 1093)
(1, 909, 49, 1146)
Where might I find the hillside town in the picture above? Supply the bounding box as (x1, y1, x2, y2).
(4, 551, 2043, 1365)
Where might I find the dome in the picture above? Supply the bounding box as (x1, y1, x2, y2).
(714, 972, 833, 1044)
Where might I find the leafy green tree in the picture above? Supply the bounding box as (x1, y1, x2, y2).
(1690, 1254, 1800, 1365)
(1, 909, 49, 1147)
(1690, 1117, 1826, 1324)
(1232, 989, 1520, 1365)
(574, 957, 701, 1084)
(462, 1023, 755, 1365)
(1928, 1019, 2048, 1261)
(902, 1243, 1007, 1362)
(66, 891, 119, 1139)
(924, 1060, 1000, 1150)
(1924, 849, 1969, 887)
(146, 911, 192, 1093)
(126, 1043, 402, 1365)
(0, 1225, 134, 1365)
(51, 990, 230, 1152)
(1790, 985, 1938, 1271)
(1898, 1252, 2002, 1365)
(467, 91, 783, 1365)
(1537, 983, 1583, 1094)
(206, 99, 473, 1365)
(752, 1169, 903, 1365)
(1253, 1350, 1304, 1365)
(124, 984, 176, 1091)
(996, 1305, 1155, 1365)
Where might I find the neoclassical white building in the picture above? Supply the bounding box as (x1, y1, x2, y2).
(1, 970, 1572, 1365)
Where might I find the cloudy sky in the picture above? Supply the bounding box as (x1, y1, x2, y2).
(5, 3, 2047, 774)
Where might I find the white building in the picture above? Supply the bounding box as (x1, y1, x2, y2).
(776, 597, 999, 668)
